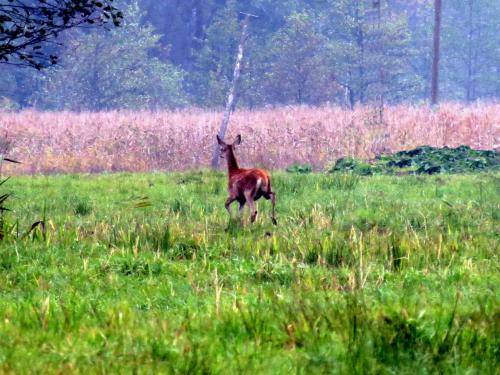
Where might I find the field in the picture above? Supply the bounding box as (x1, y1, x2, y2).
(1, 103, 498, 174)
(0, 171, 498, 374)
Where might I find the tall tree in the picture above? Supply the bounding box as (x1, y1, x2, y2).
(263, 12, 334, 105)
(32, 2, 185, 110)
(323, 0, 416, 107)
(400, 1, 433, 102)
(139, 0, 218, 69)
(441, 0, 500, 101)
(211, 13, 256, 169)
(191, 0, 240, 107)
(189, 0, 303, 107)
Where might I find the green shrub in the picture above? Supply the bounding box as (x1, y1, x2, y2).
(331, 146, 499, 175)
(286, 163, 312, 174)
(328, 157, 377, 176)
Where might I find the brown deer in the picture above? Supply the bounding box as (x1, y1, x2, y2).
(217, 134, 277, 225)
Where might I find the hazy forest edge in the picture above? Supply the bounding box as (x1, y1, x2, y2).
(1, 0, 500, 111)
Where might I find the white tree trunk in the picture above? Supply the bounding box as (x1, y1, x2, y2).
(211, 14, 255, 169)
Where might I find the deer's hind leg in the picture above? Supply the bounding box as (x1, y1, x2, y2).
(238, 198, 246, 215)
(269, 191, 277, 225)
(244, 190, 257, 223)
(264, 191, 277, 225)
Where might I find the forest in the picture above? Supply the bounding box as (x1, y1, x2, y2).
(1, 0, 499, 111)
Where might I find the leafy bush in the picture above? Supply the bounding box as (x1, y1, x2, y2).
(331, 146, 499, 175)
(286, 163, 312, 174)
(328, 157, 379, 176)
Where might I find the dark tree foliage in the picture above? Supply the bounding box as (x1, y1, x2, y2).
(0, 0, 122, 69)
(1, 0, 499, 108)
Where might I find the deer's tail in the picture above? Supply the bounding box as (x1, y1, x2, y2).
(266, 176, 273, 193)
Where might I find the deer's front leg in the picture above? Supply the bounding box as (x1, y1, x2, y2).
(238, 199, 246, 215)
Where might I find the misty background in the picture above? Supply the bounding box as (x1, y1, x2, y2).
(1, 0, 499, 111)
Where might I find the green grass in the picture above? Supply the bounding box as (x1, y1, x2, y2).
(0, 171, 498, 374)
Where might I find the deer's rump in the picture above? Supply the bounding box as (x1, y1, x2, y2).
(229, 169, 271, 200)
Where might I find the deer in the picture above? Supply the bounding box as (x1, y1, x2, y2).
(216, 134, 277, 225)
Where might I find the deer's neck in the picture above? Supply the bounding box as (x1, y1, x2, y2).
(226, 147, 239, 175)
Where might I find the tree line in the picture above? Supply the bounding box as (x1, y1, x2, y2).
(1, 0, 499, 111)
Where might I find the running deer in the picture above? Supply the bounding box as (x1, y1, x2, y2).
(217, 134, 277, 225)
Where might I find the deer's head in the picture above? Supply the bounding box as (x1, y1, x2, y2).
(216, 134, 241, 158)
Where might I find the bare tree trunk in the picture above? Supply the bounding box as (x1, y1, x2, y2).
(211, 13, 255, 170)
(466, 0, 475, 102)
(346, 71, 355, 109)
(355, 3, 366, 104)
(431, 0, 442, 106)
(376, 1, 384, 123)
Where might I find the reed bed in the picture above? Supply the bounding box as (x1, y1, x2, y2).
(1, 103, 498, 174)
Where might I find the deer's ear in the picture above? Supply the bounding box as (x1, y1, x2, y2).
(216, 135, 225, 146)
(234, 134, 242, 146)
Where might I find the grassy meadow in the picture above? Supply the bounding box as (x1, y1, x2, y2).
(0, 170, 498, 374)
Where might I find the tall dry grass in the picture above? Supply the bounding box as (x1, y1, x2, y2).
(0, 103, 498, 174)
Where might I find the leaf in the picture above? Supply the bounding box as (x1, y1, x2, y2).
(130, 196, 152, 209)
(442, 200, 453, 207)
(20, 220, 46, 240)
(134, 200, 152, 208)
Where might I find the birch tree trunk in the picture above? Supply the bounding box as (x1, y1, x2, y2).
(431, 0, 442, 106)
(211, 13, 255, 170)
